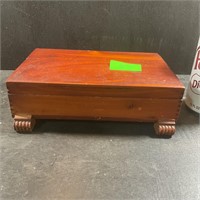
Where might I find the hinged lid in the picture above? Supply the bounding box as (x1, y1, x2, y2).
(6, 48, 184, 99)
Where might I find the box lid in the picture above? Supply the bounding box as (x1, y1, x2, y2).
(6, 48, 184, 99)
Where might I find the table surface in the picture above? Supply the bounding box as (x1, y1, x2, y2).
(1, 71, 200, 200)
(7, 49, 183, 88)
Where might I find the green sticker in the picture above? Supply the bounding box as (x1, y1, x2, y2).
(109, 60, 142, 72)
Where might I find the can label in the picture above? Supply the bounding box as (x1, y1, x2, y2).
(185, 37, 200, 113)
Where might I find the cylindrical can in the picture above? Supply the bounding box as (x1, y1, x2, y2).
(185, 37, 200, 113)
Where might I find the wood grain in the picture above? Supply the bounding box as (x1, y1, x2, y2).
(7, 48, 184, 88)
(7, 82, 184, 99)
(9, 94, 181, 122)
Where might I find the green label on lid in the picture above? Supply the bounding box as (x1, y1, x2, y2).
(109, 60, 142, 72)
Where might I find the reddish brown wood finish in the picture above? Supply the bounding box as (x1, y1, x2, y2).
(6, 48, 185, 136)
(14, 115, 35, 133)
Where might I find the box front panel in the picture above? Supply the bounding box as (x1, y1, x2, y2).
(9, 94, 181, 122)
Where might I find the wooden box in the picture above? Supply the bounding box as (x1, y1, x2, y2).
(6, 48, 184, 136)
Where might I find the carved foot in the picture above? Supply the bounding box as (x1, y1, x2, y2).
(14, 115, 35, 133)
(154, 120, 175, 137)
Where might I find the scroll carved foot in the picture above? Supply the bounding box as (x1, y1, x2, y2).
(154, 120, 176, 137)
(14, 115, 35, 133)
